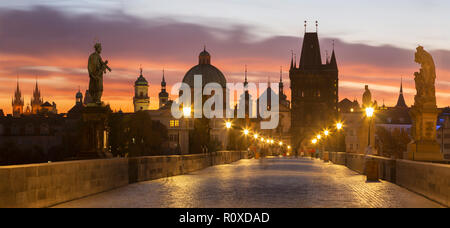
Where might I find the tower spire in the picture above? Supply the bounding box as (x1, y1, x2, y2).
(400, 76, 403, 93)
(280, 66, 283, 82)
(244, 65, 248, 87)
(395, 76, 407, 108)
(290, 50, 294, 70)
(304, 20, 307, 33)
(294, 54, 297, 68)
(315, 21, 318, 33)
(162, 68, 166, 82)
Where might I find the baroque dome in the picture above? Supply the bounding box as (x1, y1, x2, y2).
(182, 49, 227, 88)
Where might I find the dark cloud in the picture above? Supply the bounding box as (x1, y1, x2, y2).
(1, 6, 450, 112)
(1, 6, 450, 71)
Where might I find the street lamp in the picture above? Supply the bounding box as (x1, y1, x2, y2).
(335, 122, 343, 152)
(182, 106, 191, 118)
(365, 107, 375, 154)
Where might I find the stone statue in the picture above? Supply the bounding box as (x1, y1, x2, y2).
(407, 46, 443, 161)
(88, 43, 111, 104)
(413, 46, 436, 107)
(362, 85, 372, 107)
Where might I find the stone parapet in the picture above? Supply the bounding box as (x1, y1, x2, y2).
(0, 151, 248, 208)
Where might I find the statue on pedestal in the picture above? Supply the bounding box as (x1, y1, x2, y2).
(88, 43, 111, 105)
(407, 46, 443, 161)
(78, 42, 113, 159)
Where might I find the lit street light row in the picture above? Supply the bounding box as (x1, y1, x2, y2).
(310, 106, 374, 147)
(225, 121, 292, 150)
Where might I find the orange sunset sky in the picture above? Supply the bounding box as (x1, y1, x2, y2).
(1, 2, 450, 114)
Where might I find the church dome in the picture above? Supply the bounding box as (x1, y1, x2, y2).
(182, 49, 227, 88)
(135, 75, 148, 86)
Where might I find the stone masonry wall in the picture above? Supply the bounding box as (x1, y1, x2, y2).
(0, 151, 248, 208)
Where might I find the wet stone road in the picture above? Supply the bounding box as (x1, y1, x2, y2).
(54, 157, 442, 208)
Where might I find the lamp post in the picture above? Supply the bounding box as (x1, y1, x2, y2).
(365, 107, 375, 155)
(336, 122, 343, 152)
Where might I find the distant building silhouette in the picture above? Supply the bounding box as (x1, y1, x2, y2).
(290, 30, 339, 149)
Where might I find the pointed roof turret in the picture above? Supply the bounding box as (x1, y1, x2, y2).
(395, 77, 407, 108)
(290, 51, 294, 70)
(161, 68, 166, 87)
(299, 32, 322, 69)
(244, 65, 248, 88)
(294, 54, 297, 69)
(329, 49, 338, 69)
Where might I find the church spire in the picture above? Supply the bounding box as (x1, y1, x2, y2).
(290, 50, 294, 70)
(400, 77, 403, 93)
(395, 77, 407, 108)
(329, 49, 338, 69)
(294, 54, 297, 69)
(279, 66, 284, 95)
(161, 68, 166, 89)
(244, 65, 248, 87)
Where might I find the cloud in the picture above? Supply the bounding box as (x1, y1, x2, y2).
(0, 6, 450, 113)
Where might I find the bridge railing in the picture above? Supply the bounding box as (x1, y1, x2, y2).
(316, 151, 449, 207)
(0, 150, 249, 208)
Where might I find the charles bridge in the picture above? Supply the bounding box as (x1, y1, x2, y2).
(0, 151, 448, 208)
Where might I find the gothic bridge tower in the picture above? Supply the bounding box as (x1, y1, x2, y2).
(289, 30, 339, 150)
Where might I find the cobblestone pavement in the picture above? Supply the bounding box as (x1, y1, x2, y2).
(54, 157, 442, 208)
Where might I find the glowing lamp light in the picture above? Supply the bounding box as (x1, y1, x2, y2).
(225, 121, 232, 129)
(254, 134, 259, 139)
(279, 141, 283, 146)
(324, 130, 329, 136)
(287, 145, 292, 150)
(312, 139, 318, 144)
(365, 107, 375, 118)
(243, 129, 249, 135)
(182, 107, 191, 117)
(261, 138, 265, 142)
(270, 139, 274, 144)
(317, 134, 322, 140)
(336, 122, 343, 130)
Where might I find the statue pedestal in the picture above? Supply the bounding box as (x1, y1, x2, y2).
(407, 141, 442, 161)
(407, 104, 443, 162)
(77, 103, 113, 159)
